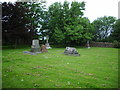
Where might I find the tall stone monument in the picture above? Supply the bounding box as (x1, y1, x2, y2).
(87, 40, 90, 48)
(31, 39, 40, 52)
(45, 35, 51, 49)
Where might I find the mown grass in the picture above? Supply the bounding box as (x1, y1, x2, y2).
(2, 47, 118, 88)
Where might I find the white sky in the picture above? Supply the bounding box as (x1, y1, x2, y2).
(1, 0, 120, 22)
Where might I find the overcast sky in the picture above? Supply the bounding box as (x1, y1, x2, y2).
(1, 0, 120, 22)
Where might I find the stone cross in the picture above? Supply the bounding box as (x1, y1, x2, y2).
(46, 35, 49, 44)
(45, 35, 51, 49)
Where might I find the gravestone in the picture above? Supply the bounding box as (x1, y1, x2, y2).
(45, 35, 51, 49)
(87, 40, 90, 48)
(63, 47, 80, 56)
(31, 39, 40, 52)
(40, 45, 48, 53)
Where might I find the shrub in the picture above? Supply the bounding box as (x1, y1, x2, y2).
(113, 40, 120, 48)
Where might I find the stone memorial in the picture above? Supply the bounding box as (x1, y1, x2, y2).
(63, 47, 80, 56)
(45, 35, 51, 49)
(40, 45, 48, 53)
(31, 39, 40, 52)
(86, 40, 90, 48)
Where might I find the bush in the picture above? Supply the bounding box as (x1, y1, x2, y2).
(113, 40, 120, 48)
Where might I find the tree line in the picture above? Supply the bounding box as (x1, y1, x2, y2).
(2, 1, 120, 47)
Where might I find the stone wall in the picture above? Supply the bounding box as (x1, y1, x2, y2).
(90, 42, 113, 48)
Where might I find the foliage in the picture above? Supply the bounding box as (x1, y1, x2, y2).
(47, 2, 64, 44)
(22, 1, 47, 40)
(2, 1, 47, 46)
(111, 19, 120, 42)
(46, 1, 94, 45)
(113, 40, 120, 48)
(92, 16, 116, 42)
(2, 1, 119, 46)
(2, 2, 31, 47)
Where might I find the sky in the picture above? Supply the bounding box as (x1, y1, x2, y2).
(1, 0, 120, 22)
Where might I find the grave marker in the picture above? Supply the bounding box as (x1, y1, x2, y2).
(63, 47, 80, 56)
(31, 39, 40, 52)
(45, 35, 51, 49)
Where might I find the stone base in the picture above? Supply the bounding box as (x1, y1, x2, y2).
(64, 51, 80, 56)
(45, 43, 51, 49)
(23, 51, 42, 55)
(31, 45, 40, 52)
(31, 48, 40, 52)
(63, 47, 80, 56)
(46, 47, 51, 49)
(87, 47, 91, 48)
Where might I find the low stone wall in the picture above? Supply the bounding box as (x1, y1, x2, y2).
(90, 42, 113, 48)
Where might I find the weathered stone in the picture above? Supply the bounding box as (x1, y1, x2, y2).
(32, 40, 39, 45)
(40, 45, 48, 52)
(45, 43, 51, 49)
(63, 47, 80, 56)
(86, 40, 90, 48)
(45, 35, 51, 49)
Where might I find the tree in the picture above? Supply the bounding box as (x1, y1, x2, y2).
(79, 17, 94, 43)
(63, 1, 86, 45)
(22, 1, 47, 41)
(2, 1, 47, 46)
(47, 1, 93, 46)
(2, 1, 95, 47)
(92, 16, 116, 41)
(111, 19, 120, 42)
(2, 2, 31, 47)
(47, 2, 65, 44)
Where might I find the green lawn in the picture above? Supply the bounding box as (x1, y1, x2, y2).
(2, 47, 118, 88)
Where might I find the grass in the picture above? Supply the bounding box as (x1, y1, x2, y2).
(2, 47, 118, 88)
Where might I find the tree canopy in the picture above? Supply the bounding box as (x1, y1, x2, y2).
(92, 16, 116, 42)
(41, 1, 94, 46)
(111, 19, 120, 42)
(2, 1, 46, 47)
(2, 1, 119, 47)
(2, 2, 30, 46)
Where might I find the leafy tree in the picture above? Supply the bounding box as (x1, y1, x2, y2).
(22, 1, 47, 41)
(2, 1, 95, 47)
(47, 1, 94, 46)
(63, 1, 85, 45)
(2, 1, 47, 46)
(92, 16, 116, 41)
(79, 17, 94, 43)
(2, 2, 31, 47)
(111, 19, 120, 42)
(47, 2, 64, 44)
